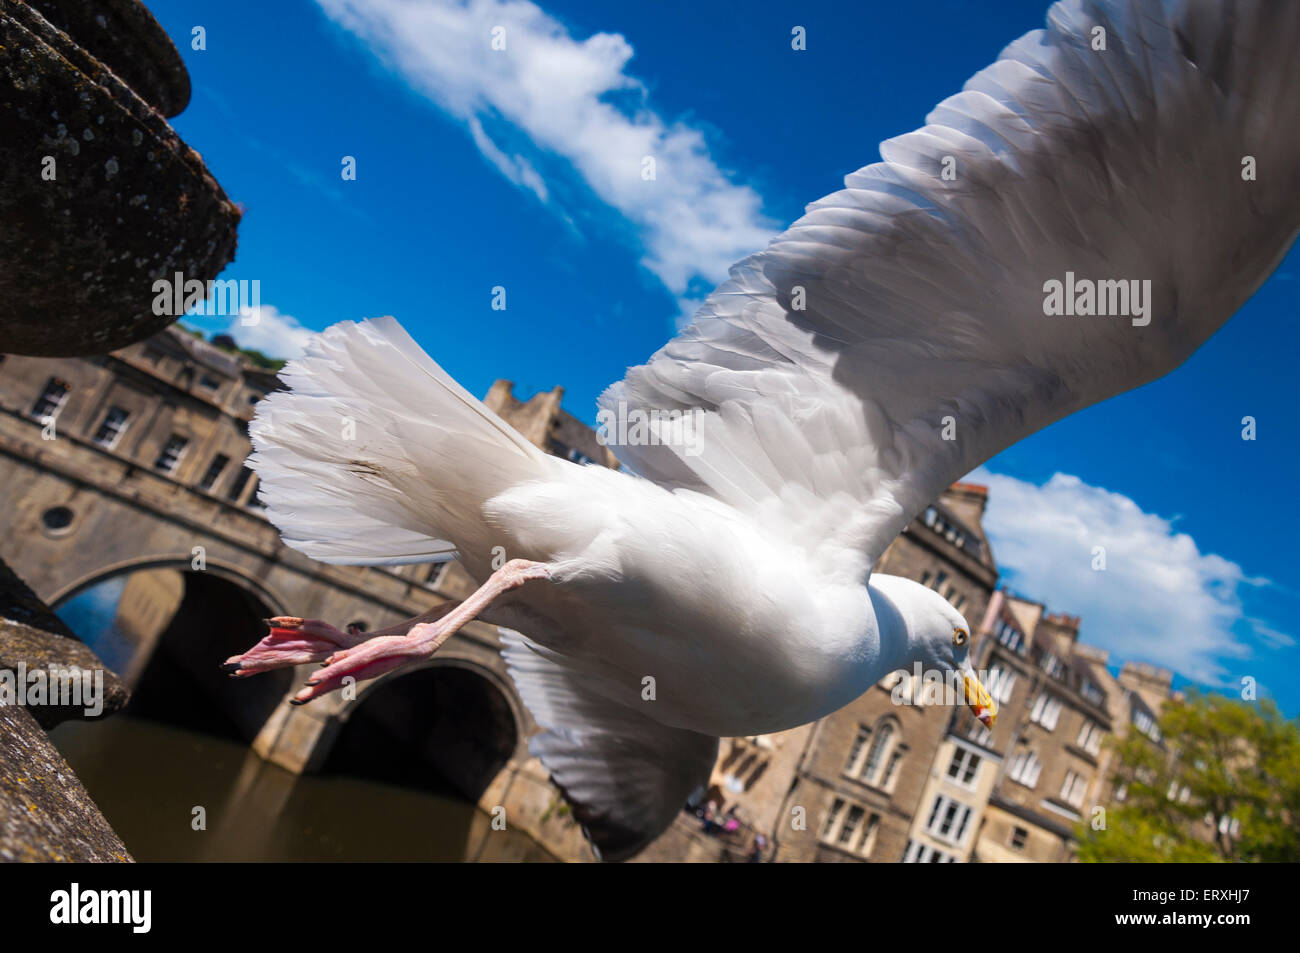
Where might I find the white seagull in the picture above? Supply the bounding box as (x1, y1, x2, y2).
(227, 0, 1299, 860)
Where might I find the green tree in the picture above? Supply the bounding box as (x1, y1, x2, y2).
(231, 346, 286, 371)
(1078, 692, 1300, 862)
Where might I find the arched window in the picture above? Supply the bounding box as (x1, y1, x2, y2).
(845, 718, 905, 789)
(862, 723, 894, 782)
(880, 746, 904, 788)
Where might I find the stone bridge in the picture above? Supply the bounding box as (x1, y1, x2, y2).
(0, 329, 615, 860)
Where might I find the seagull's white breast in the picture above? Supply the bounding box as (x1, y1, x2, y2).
(486, 463, 883, 737)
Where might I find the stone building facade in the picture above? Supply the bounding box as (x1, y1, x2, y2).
(967, 597, 1112, 862)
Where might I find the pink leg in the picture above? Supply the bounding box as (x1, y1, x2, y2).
(290, 559, 550, 705)
(223, 600, 465, 676)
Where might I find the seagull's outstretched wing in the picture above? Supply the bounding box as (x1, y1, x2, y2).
(602, 0, 1300, 576)
(501, 631, 718, 862)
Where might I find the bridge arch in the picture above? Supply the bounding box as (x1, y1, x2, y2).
(53, 561, 295, 743)
(48, 553, 290, 618)
(316, 653, 527, 803)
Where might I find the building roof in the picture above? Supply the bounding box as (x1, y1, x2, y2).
(152, 325, 245, 377)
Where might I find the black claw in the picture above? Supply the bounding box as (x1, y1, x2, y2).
(220, 661, 241, 674)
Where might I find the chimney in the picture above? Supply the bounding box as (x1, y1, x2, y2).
(977, 588, 1004, 638)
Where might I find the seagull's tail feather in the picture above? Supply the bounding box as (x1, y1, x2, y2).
(249, 317, 547, 567)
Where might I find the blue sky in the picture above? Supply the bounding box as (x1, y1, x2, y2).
(155, 0, 1297, 712)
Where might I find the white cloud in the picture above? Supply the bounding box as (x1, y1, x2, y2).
(234, 305, 316, 359)
(186, 304, 316, 361)
(468, 116, 549, 202)
(968, 468, 1262, 686)
(1246, 618, 1296, 650)
(315, 0, 775, 317)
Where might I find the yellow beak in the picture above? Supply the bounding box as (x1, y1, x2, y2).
(963, 671, 998, 728)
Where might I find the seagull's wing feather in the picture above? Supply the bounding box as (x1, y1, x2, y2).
(501, 631, 717, 862)
(602, 0, 1300, 575)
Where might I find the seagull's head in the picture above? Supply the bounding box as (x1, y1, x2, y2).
(909, 586, 997, 729)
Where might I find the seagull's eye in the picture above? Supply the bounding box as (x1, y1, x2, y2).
(953, 627, 968, 647)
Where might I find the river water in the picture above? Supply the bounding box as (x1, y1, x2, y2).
(50, 571, 556, 862)
(51, 715, 556, 862)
